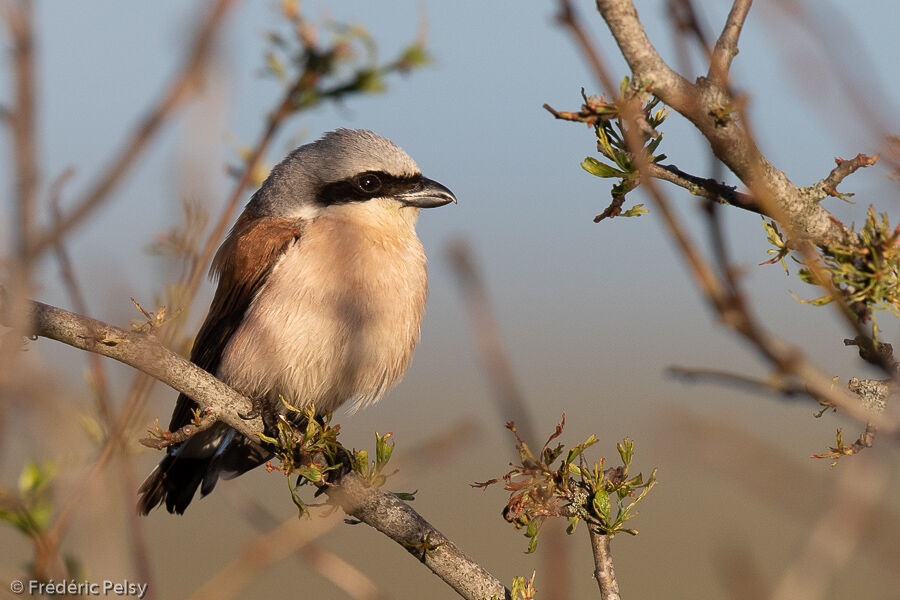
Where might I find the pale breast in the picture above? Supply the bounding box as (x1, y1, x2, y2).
(217, 214, 428, 413)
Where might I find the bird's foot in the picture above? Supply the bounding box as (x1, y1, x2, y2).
(240, 397, 283, 440)
(238, 396, 263, 420)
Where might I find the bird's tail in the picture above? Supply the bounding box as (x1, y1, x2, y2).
(137, 452, 210, 515)
(137, 427, 271, 515)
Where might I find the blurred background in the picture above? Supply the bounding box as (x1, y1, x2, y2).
(1, 1, 899, 598)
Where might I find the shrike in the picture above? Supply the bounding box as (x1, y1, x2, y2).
(138, 129, 455, 514)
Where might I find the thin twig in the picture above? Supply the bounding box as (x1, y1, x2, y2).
(447, 242, 537, 446)
(543, 101, 614, 127)
(667, 0, 713, 65)
(649, 169, 890, 428)
(665, 0, 709, 85)
(558, 0, 619, 96)
(708, 0, 753, 84)
(23, 2, 236, 575)
(48, 168, 156, 592)
(3, 0, 38, 264)
(669, 365, 809, 397)
(217, 481, 394, 600)
(644, 163, 760, 213)
(761, 0, 898, 174)
(116, 456, 157, 600)
(139, 409, 219, 449)
(803, 153, 880, 201)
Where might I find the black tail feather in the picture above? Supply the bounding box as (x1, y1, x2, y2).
(137, 429, 272, 515)
(137, 452, 211, 515)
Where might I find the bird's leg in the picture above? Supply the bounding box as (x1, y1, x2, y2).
(239, 395, 284, 442)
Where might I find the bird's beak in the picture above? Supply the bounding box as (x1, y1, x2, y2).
(398, 177, 457, 208)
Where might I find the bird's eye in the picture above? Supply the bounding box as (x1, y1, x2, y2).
(356, 174, 382, 194)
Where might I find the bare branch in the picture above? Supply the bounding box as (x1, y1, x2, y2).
(26, 0, 236, 259)
(594, 0, 694, 104)
(447, 241, 536, 446)
(3, 0, 38, 263)
(328, 475, 509, 600)
(803, 153, 880, 202)
(139, 410, 219, 450)
(708, 0, 753, 84)
(5, 296, 261, 437)
(555, 0, 619, 96)
(588, 530, 621, 600)
(644, 163, 761, 213)
(0, 292, 510, 600)
(669, 365, 809, 397)
(594, 0, 852, 247)
(647, 178, 893, 429)
(182, 74, 304, 310)
(666, 0, 713, 70)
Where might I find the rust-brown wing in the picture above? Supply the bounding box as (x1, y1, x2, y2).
(167, 211, 304, 431)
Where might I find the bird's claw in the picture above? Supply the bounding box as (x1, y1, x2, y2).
(238, 397, 262, 420)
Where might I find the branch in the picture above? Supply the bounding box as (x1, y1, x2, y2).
(556, 0, 619, 96)
(669, 365, 809, 397)
(0, 292, 510, 600)
(593, 0, 694, 107)
(556, 0, 900, 432)
(644, 163, 761, 213)
(588, 530, 621, 600)
(3, 0, 38, 263)
(847, 377, 891, 414)
(447, 241, 537, 445)
(25, 0, 236, 259)
(594, 0, 852, 247)
(666, 0, 713, 71)
(708, 0, 753, 84)
(803, 153, 880, 202)
(139, 410, 219, 450)
(328, 476, 509, 600)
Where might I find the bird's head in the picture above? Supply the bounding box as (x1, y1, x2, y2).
(248, 129, 456, 225)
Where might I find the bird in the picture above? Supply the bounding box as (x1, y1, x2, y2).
(138, 129, 456, 514)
